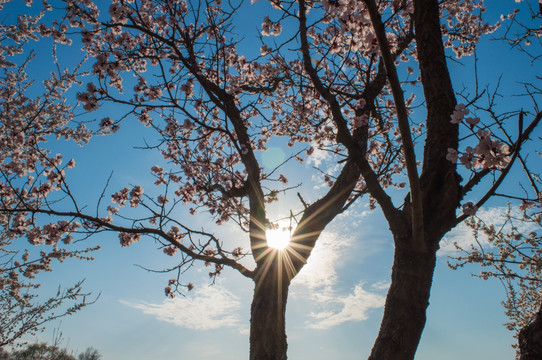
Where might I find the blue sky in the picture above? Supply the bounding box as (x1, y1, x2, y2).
(24, 136, 522, 359)
(5, 0, 541, 359)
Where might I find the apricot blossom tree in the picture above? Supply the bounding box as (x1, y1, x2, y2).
(268, 0, 541, 359)
(450, 203, 542, 359)
(1, 0, 541, 360)
(0, 3, 96, 347)
(1, 1, 367, 358)
(447, 4, 542, 358)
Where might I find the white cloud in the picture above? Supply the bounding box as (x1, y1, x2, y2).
(292, 229, 386, 329)
(306, 142, 332, 168)
(293, 209, 371, 290)
(439, 218, 480, 256)
(293, 231, 344, 293)
(370, 280, 391, 291)
(121, 284, 242, 331)
(439, 205, 538, 256)
(306, 283, 385, 329)
(122, 211, 386, 333)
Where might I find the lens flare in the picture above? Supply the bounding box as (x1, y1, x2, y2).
(266, 225, 291, 250)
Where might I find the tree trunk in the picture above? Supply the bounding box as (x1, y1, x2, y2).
(369, 238, 437, 360)
(367, 0, 462, 358)
(518, 304, 542, 360)
(249, 253, 290, 360)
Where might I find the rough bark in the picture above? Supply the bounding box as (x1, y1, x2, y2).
(414, 0, 461, 229)
(368, 228, 437, 360)
(368, 0, 462, 358)
(249, 255, 290, 360)
(518, 304, 542, 360)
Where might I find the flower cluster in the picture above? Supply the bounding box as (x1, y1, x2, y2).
(449, 203, 542, 351)
(447, 104, 511, 170)
(441, 0, 500, 58)
(261, 15, 282, 36)
(119, 232, 142, 247)
(111, 186, 144, 208)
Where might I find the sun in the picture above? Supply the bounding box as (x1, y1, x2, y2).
(266, 223, 292, 250)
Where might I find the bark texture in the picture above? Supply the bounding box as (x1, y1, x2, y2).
(368, 0, 462, 358)
(368, 239, 437, 360)
(519, 305, 542, 360)
(249, 256, 290, 360)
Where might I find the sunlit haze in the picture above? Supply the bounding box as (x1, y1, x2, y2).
(266, 223, 292, 250)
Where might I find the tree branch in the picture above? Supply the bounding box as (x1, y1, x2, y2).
(456, 111, 542, 225)
(4, 207, 256, 279)
(364, 0, 424, 249)
(297, 0, 400, 224)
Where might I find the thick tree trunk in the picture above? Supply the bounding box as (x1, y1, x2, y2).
(368, 238, 437, 360)
(249, 254, 290, 360)
(518, 304, 542, 360)
(367, 0, 462, 358)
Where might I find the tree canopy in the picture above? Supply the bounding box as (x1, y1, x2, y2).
(0, 0, 541, 359)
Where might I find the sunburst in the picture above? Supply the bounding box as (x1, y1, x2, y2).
(266, 224, 291, 250)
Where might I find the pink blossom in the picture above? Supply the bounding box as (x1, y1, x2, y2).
(11, 213, 28, 234)
(163, 245, 178, 256)
(119, 232, 141, 247)
(465, 117, 480, 127)
(164, 286, 174, 298)
(261, 15, 272, 36)
(107, 206, 119, 215)
(138, 109, 152, 126)
(26, 227, 43, 245)
(157, 194, 169, 205)
(232, 246, 243, 259)
(450, 104, 469, 124)
(261, 15, 282, 36)
(180, 78, 194, 98)
(519, 200, 535, 211)
(459, 146, 475, 169)
(100, 117, 114, 130)
(167, 225, 183, 240)
(151, 165, 164, 175)
(446, 148, 458, 163)
(129, 185, 144, 207)
(473, 130, 510, 169)
(260, 44, 272, 55)
(352, 114, 369, 130)
(112, 188, 130, 206)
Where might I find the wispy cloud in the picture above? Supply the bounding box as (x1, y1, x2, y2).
(306, 142, 332, 168)
(122, 211, 386, 332)
(306, 283, 385, 329)
(121, 284, 242, 331)
(439, 205, 538, 256)
(292, 229, 386, 329)
(293, 231, 343, 294)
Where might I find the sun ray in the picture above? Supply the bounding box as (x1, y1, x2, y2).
(266, 225, 291, 250)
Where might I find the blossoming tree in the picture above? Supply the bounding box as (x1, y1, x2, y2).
(450, 203, 542, 360)
(270, 0, 541, 358)
(447, 4, 542, 358)
(1, 0, 369, 358)
(0, 3, 96, 347)
(1, 0, 541, 360)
